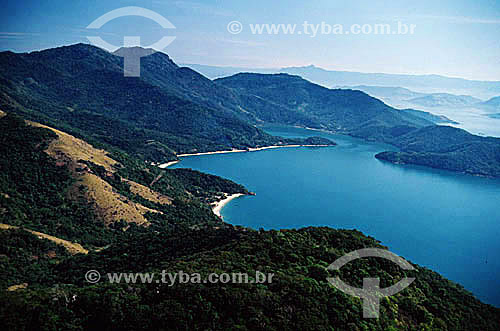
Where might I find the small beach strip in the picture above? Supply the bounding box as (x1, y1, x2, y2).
(178, 144, 331, 157)
(212, 193, 245, 218)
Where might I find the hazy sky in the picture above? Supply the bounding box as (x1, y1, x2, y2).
(1, 0, 500, 80)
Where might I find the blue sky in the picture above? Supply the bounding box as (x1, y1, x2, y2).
(1, 0, 500, 80)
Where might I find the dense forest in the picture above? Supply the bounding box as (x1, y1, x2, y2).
(375, 126, 500, 177)
(1, 225, 500, 330)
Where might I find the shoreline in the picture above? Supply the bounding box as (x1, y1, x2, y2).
(212, 193, 245, 218)
(158, 160, 180, 168)
(159, 141, 331, 219)
(177, 144, 331, 158)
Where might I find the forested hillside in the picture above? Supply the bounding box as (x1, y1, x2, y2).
(0, 45, 326, 162)
(0, 113, 247, 247)
(2, 226, 499, 330)
(215, 73, 433, 137)
(1, 41, 500, 329)
(376, 126, 500, 177)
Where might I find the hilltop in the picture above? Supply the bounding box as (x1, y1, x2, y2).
(0, 44, 331, 163)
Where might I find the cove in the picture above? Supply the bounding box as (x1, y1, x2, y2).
(172, 125, 500, 307)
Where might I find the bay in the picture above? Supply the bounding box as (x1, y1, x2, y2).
(172, 125, 500, 307)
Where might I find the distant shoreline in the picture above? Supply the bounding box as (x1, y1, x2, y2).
(157, 143, 333, 168)
(159, 143, 331, 217)
(177, 144, 331, 158)
(212, 193, 245, 218)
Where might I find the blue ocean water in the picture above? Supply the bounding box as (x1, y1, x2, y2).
(172, 126, 500, 307)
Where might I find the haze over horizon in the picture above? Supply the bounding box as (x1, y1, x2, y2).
(1, 0, 500, 81)
(179, 62, 500, 83)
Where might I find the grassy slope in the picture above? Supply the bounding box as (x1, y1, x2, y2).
(0, 223, 88, 255)
(0, 113, 248, 248)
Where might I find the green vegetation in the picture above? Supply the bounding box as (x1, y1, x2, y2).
(0, 229, 71, 290)
(0, 113, 247, 248)
(0, 113, 115, 247)
(215, 73, 433, 135)
(0, 45, 332, 163)
(376, 126, 500, 177)
(1, 227, 499, 330)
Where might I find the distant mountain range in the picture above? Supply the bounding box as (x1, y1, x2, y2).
(183, 63, 500, 100)
(340, 86, 500, 116)
(180, 63, 276, 79)
(479, 96, 500, 112)
(184, 62, 500, 113)
(339, 85, 427, 101)
(347, 86, 483, 108)
(281, 65, 500, 100)
(407, 93, 482, 108)
(482, 96, 500, 107)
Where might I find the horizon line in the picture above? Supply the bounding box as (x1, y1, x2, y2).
(179, 62, 500, 83)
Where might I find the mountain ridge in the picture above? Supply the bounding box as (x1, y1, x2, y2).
(0, 44, 333, 162)
(216, 73, 500, 177)
(181, 62, 500, 99)
(280, 65, 500, 99)
(215, 72, 434, 134)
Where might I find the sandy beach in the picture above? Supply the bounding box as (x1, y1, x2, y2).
(157, 145, 331, 167)
(160, 144, 329, 218)
(212, 193, 245, 218)
(158, 160, 180, 168)
(178, 144, 330, 157)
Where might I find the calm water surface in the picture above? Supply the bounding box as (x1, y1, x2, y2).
(172, 126, 500, 306)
